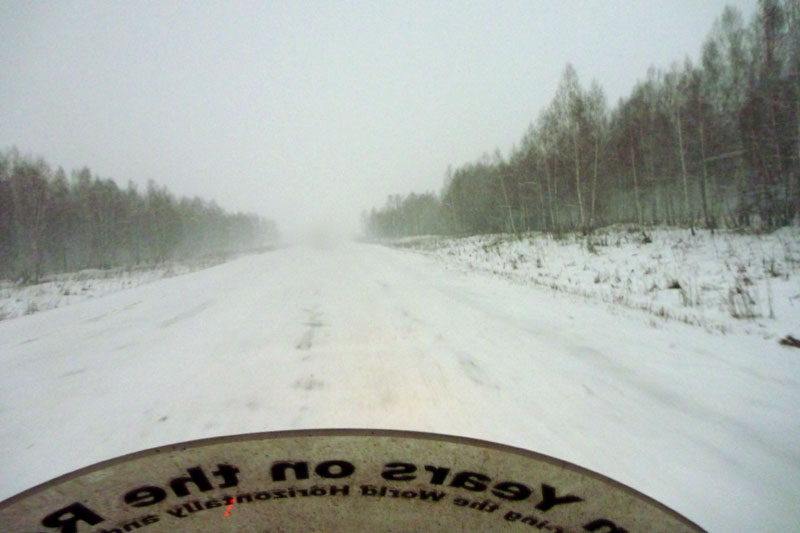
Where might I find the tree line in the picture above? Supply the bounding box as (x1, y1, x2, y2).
(364, 1, 799, 238)
(0, 148, 278, 282)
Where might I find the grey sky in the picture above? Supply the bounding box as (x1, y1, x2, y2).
(1, 0, 757, 239)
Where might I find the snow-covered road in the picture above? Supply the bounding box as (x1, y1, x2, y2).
(2, 241, 799, 530)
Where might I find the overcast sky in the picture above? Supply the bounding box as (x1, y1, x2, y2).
(1, 0, 758, 240)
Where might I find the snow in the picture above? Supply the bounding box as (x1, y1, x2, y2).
(392, 226, 800, 338)
(0, 262, 217, 321)
(1, 232, 799, 531)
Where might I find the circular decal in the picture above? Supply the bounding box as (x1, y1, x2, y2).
(0, 429, 704, 532)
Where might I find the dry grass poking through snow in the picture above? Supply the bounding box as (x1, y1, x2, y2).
(390, 226, 800, 338)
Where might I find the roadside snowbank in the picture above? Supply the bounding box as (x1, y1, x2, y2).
(1, 262, 208, 321)
(388, 226, 800, 338)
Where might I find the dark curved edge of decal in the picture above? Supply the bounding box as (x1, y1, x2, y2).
(0, 428, 706, 531)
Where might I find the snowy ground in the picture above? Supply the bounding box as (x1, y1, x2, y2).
(1, 237, 799, 531)
(390, 226, 800, 339)
(0, 260, 226, 321)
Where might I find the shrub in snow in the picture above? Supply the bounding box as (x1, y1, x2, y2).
(727, 277, 759, 319)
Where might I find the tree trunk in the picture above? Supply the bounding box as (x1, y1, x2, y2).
(498, 171, 517, 234)
(536, 175, 548, 232)
(767, 88, 786, 224)
(675, 110, 695, 235)
(698, 119, 713, 231)
(552, 158, 560, 231)
(573, 132, 586, 232)
(631, 146, 644, 228)
(590, 136, 599, 230)
(544, 157, 556, 232)
(517, 181, 529, 232)
(751, 127, 771, 226)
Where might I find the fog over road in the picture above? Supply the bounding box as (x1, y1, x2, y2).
(2, 242, 798, 530)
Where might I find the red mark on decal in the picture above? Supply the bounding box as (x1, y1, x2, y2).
(225, 498, 234, 516)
